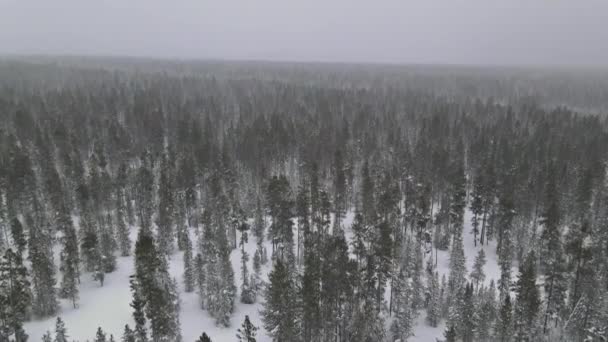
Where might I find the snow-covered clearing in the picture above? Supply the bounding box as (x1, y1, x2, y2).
(24, 208, 501, 342)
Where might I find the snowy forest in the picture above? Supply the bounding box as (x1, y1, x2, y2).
(1, 57, 608, 342)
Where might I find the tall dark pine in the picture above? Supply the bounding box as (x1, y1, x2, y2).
(28, 207, 59, 318)
(236, 315, 258, 342)
(133, 229, 181, 341)
(157, 162, 175, 255)
(332, 149, 347, 233)
(58, 202, 80, 308)
(261, 259, 299, 342)
(513, 252, 541, 342)
(0, 248, 31, 342)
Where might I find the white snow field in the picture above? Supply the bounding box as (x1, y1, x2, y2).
(24, 208, 501, 342)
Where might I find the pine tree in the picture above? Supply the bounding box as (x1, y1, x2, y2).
(444, 324, 457, 342)
(42, 331, 52, 342)
(470, 248, 486, 290)
(54, 317, 68, 342)
(390, 268, 415, 342)
(129, 276, 148, 342)
(58, 203, 80, 308)
(194, 253, 205, 308)
(236, 315, 258, 342)
(95, 327, 107, 342)
(157, 163, 175, 255)
(10, 217, 27, 256)
(448, 230, 467, 298)
(476, 281, 497, 342)
(427, 271, 441, 327)
(301, 230, 321, 342)
(0, 248, 31, 342)
(295, 180, 310, 266)
(121, 325, 135, 342)
(261, 259, 299, 342)
(513, 252, 541, 342)
(100, 214, 117, 273)
(333, 149, 347, 233)
(238, 221, 254, 304)
(115, 189, 131, 257)
(28, 210, 59, 318)
(350, 212, 367, 269)
(195, 333, 212, 342)
(251, 250, 261, 302)
(183, 232, 194, 293)
(133, 229, 181, 340)
(495, 294, 513, 342)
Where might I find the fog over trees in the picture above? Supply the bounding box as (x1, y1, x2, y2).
(0, 57, 607, 342)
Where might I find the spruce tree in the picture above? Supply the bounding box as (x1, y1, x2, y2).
(54, 317, 68, 342)
(28, 210, 59, 318)
(58, 203, 80, 308)
(194, 253, 205, 308)
(427, 270, 441, 327)
(42, 331, 52, 342)
(390, 267, 415, 342)
(236, 315, 258, 342)
(121, 325, 135, 342)
(95, 327, 107, 342)
(470, 248, 486, 290)
(238, 221, 254, 304)
(115, 189, 131, 257)
(129, 276, 148, 342)
(133, 229, 181, 340)
(0, 248, 31, 342)
(261, 259, 299, 342)
(513, 252, 541, 342)
(183, 232, 194, 293)
(496, 294, 513, 342)
(195, 333, 211, 342)
(156, 163, 175, 255)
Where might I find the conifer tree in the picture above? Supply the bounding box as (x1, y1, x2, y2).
(390, 267, 415, 342)
(470, 248, 486, 290)
(100, 214, 117, 273)
(42, 331, 52, 342)
(121, 325, 135, 342)
(236, 315, 258, 342)
(238, 221, 254, 304)
(10, 217, 27, 257)
(129, 276, 148, 342)
(333, 149, 347, 233)
(194, 253, 205, 308)
(0, 248, 31, 342)
(301, 231, 321, 342)
(513, 252, 541, 342)
(183, 232, 194, 293)
(59, 203, 80, 308)
(157, 163, 175, 255)
(427, 270, 441, 327)
(54, 317, 68, 342)
(496, 295, 513, 342)
(476, 282, 497, 342)
(261, 259, 299, 342)
(195, 333, 212, 342)
(115, 190, 131, 257)
(133, 229, 181, 340)
(95, 327, 107, 342)
(28, 210, 59, 318)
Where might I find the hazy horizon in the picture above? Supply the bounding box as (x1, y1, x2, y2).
(1, 0, 608, 67)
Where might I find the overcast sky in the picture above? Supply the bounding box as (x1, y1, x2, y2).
(1, 0, 607, 66)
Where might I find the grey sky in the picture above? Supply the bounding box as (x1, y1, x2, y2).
(1, 0, 607, 66)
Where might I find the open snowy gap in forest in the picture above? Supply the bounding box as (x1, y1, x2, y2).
(24, 208, 501, 341)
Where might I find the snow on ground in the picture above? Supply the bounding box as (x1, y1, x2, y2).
(25, 207, 502, 342)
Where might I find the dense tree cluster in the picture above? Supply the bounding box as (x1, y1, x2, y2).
(0, 58, 608, 341)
